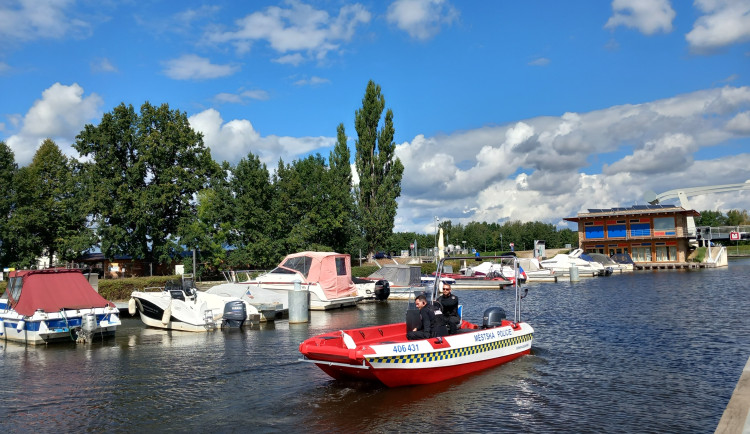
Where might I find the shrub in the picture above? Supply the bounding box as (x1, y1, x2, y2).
(98, 275, 182, 301)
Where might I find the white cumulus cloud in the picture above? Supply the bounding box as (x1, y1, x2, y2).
(206, 1, 371, 64)
(5, 82, 103, 166)
(605, 0, 675, 35)
(394, 86, 750, 232)
(386, 0, 458, 40)
(162, 54, 240, 80)
(686, 0, 750, 52)
(188, 108, 334, 166)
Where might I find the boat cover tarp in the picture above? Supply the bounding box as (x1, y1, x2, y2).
(7, 269, 114, 316)
(367, 265, 422, 286)
(279, 252, 356, 300)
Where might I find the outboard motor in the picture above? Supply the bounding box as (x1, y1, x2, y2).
(374, 280, 390, 301)
(221, 301, 247, 328)
(482, 307, 507, 328)
(76, 312, 98, 343)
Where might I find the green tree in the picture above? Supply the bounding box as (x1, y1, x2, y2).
(0, 142, 18, 266)
(229, 154, 276, 268)
(7, 140, 94, 267)
(726, 209, 750, 226)
(328, 123, 357, 253)
(695, 210, 727, 227)
(179, 161, 233, 275)
(74, 102, 216, 265)
(354, 80, 404, 258)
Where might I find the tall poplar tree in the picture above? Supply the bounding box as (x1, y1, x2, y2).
(354, 81, 404, 258)
(327, 123, 357, 252)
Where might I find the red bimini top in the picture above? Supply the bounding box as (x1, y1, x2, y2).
(6, 269, 114, 316)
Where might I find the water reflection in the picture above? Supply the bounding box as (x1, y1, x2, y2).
(1, 258, 749, 433)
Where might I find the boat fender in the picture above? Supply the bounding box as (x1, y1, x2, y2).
(162, 303, 172, 325)
(17, 318, 25, 332)
(341, 330, 357, 349)
(0, 320, 4, 336)
(128, 298, 136, 315)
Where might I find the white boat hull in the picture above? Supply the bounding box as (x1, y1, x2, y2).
(131, 290, 259, 332)
(0, 306, 121, 345)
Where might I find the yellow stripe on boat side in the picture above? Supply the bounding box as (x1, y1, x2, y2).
(368, 333, 533, 364)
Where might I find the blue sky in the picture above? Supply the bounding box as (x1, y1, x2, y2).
(1, 0, 749, 233)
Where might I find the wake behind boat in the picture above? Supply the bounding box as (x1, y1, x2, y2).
(0, 269, 121, 345)
(299, 255, 533, 387)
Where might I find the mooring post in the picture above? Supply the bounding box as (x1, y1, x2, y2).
(288, 280, 309, 323)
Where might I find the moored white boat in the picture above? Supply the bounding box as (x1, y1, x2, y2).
(360, 264, 423, 300)
(240, 252, 362, 310)
(540, 249, 609, 276)
(587, 253, 627, 273)
(130, 278, 259, 332)
(518, 257, 557, 281)
(206, 281, 286, 321)
(299, 255, 533, 387)
(0, 269, 121, 345)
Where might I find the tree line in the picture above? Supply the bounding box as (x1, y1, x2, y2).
(695, 209, 750, 227)
(0, 81, 403, 275)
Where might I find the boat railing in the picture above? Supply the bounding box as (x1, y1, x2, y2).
(140, 286, 167, 292)
(221, 269, 267, 283)
(434, 255, 526, 324)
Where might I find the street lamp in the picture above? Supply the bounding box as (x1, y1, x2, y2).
(462, 240, 466, 253)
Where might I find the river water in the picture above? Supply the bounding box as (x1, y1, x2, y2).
(2, 258, 750, 433)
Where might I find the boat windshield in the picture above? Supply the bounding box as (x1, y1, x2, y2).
(7, 276, 23, 304)
(280, 256, 313, 277)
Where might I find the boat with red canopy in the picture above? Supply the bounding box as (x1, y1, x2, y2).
(298, 255, 533, 387)
(0, 269, 121, 345)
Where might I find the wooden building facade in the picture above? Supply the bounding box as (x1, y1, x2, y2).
(564, 205, 700, 263)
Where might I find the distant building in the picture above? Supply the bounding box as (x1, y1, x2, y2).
(75, 253, 180, 278)
(564, 205, 700, 263)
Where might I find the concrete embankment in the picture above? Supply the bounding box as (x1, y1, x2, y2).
(716, 355, 750, 433)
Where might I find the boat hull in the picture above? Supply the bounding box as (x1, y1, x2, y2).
(131, 290, 259, 332)
(0, 310, 120, 345)
(300, 320, 533, 387)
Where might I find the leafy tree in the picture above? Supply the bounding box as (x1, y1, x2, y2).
(270, 154, 352, 257)
(74, 102, 216, 265)
(726, 209, 750, 226)
(0, 142, 18, 266)
(354, 80, 404, 258)
(6, 140, 94, 267)
(179, 161, 233, 274)
(695, 210, 727, 227)
(229, 154, 276, 268)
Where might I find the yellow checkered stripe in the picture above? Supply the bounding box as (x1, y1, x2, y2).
(368, 333, 533, 364)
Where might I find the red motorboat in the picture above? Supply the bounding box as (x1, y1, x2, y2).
(299, 256, 533, 387)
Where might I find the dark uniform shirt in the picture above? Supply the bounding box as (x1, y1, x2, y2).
(407, 306, 437, 340)
(437, 293, 459, 319)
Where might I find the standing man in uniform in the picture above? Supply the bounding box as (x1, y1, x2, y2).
(437, 283, 460, 334)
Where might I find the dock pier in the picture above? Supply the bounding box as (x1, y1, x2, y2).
(635, 262, 716, 271)
(716, 355, 750, 433)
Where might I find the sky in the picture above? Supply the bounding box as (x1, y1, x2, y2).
(1, 0, 750, 235)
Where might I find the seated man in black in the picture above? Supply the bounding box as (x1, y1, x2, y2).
(407, 294, 436, 340)
(436, 283, 460, 334)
